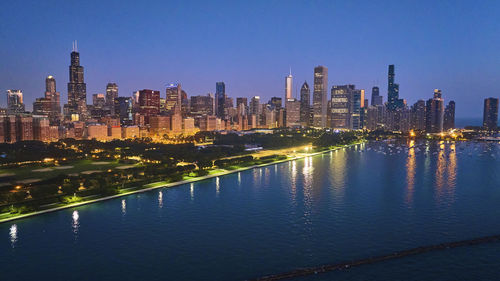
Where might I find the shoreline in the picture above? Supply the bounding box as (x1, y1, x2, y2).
(0, 141, 364, 224)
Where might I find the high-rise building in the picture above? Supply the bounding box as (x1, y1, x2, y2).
(285, 98, 300, 127)
(114, 97, 133, 125)
(165, 83, 182, 112)
(410, 100, 426, 131)
(330, 85, 354, 129)
(190, 94, 214, 116)
(92, 93, 106, 108)
(443, 101, 455, 130)
(269, 97, 282, 110)
(387, 65, 402, 111)
(138, 89, 160, 124)
(351, 89, 365, 130)
(425, 89, 444, 133)
(105, 83, 118, 112)
(6, 90, 25, 114)
(215, 82, 226, 118)
(313, 66, 328, 127)
(34, 76, 61, 125)
(66, 41, 88, 120)
(483, 97, 499, 130)
(285, 70, 293, 100)
(371, 86, 383, 106)
(299, 82, 310, 126)
(249, 96, 261, 116)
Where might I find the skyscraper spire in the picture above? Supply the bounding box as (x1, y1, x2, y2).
(75, 40, 78, 52)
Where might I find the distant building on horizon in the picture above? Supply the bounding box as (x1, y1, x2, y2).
(330, 85, 353, 129)
(165, 83, 182, 113)
(425, 89, 444, 133)
(483, 97, 499, 130)
(387, 65, 403, 111)
(106, 83, 118, 113)
(313, 66, 328, 127)
(371, 86, 383, 106)
(215, 82, 226, 119)
(443, 100, 455, 130)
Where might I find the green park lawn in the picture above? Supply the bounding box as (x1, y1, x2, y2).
(0, 159, 137, 181)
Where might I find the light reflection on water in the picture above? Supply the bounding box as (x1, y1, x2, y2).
(72, 210, 79, 237)
(190, 183, 194, 200)
(9, 224, 17, 247)
(121, 199, 126, 215)
(158, 191, 163, 208)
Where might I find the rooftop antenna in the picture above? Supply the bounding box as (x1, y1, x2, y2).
(289, 66, 292, 76)
(72, 41, 74, 52)
(75, 40, 78, 52)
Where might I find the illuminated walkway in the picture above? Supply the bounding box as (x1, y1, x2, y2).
(251, 234, 500, 280)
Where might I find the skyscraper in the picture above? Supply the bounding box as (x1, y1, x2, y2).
(165, 83, 182, 112)
(106, 83, 118, 112)
(114, 97, 133, 125)
(371, 86, 383, 106)
(313, 66, 328, 127)
(215, 82, 226, 118)
(410, 100, 426, 131)
(387, 65, 402, 111)
(483, 97, 499, 130)
(299, 81, 310, 126)
(443, 100, 455, 130)
(425, 89, 444, 133)
(285, 70, 293, 100)
(66, 41, 87, 120)
(6, 90, 25, 114)
(351, 89, 365, 130)
(330, 85, 354, 129)
(33, 76, 61, 125)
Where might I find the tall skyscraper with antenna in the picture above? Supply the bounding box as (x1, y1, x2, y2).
(66, 41, 87, 120)
(285, 68, 293, 100)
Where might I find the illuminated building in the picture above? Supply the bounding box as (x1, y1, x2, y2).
(483, 97, 498, 130)
(199, 115, 217, 131)
(114, 97, 133, 125)
(16, 115, 33, 141)
(351, 89, 365, 130)
(443, 100, 455, 130)
(313, 65, 328, 127)
(371, 86, 383, 106)
(92, 93, 106, 108)
(121, 126, 140, 139)
(285, 69, 293, 100)
(425, 89, 445, 133)
(138, 89, 160, 124)
(33, 117, 50, 142)
(183, 117, 195, 134)
(236, 97, 247, 111)
(66, 41, 88, 120)
(149, 116, 170, 136)
(330, 85, 353, 129)
(108, 126, 121, 140)
(165, 83, 182, 113)
(300, 81, 310, 126)
(190, 94, 214, 116)
(285, 98, 300, 127)
(410, 100, 426, 131)
(215, 82, 226, 118)
(33, 76, 61, 125)
(105, 83, 118, 112)
(387, 64, 403, 111)
(87, 124, 108, 141)
(6, 90, 25, 114)
(269, 97, 282, 110)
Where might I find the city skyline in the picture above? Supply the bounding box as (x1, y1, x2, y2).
(1, 1, 499, 118)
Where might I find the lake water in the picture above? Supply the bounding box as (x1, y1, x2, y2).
(1, 140, 500, 281)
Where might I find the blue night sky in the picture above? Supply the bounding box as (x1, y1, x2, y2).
(1, 0, 499, 118)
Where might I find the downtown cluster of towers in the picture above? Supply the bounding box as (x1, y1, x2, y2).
(3, 45, 500, 143)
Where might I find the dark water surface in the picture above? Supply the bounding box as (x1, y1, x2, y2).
(1, 141, 499, 281)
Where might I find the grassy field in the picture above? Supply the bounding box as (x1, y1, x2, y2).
(0, 160, 137, 181)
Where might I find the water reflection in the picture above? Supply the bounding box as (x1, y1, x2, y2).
(330, 149, 346, 198)
(448, 143, 457, 189)
(72, 210, 80, 237)
(10, 224, 17, 247)
(216, 177, 220, 195)
(121, 199, 126, 215)
(436, 141, 446, 190)
(158, 191, 163, 208)
(406, 140, 416, 203)
(237, 172, 241, 186)
(190, 183, 194, 200)
(290, 160, 297, 202)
